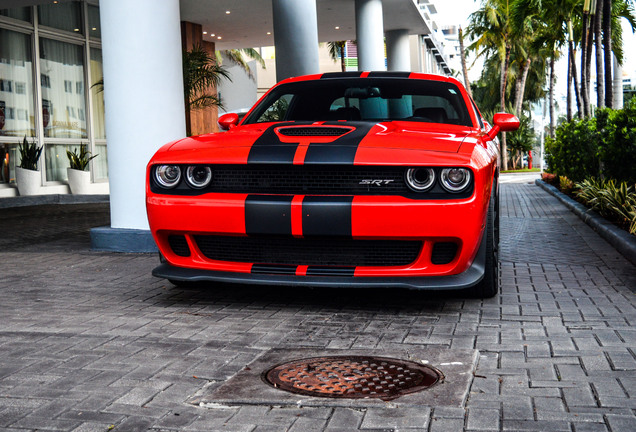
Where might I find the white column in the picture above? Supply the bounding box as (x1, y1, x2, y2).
(386, 29, 411, 71)
(100, 0, 186, 231)
(355, 0, 386, 71)
(272, 0, 320, 82)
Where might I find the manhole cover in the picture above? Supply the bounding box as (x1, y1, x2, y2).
(263, 355, 443, 401)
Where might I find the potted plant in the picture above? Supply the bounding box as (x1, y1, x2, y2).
(66, 145, 97, 194)
(16, 136, 43, 196)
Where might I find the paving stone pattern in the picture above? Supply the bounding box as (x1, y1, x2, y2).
(0, 183, 635, 431)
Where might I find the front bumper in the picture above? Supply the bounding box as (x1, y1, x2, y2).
(152, 222, 487, 291)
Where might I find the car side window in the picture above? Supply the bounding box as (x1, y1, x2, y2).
(256, 94, 293, 123)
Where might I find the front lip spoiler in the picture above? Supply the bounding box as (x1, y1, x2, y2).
(152, 231, 487, 291)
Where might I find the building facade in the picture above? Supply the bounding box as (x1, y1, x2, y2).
(0, 1, 108, 197)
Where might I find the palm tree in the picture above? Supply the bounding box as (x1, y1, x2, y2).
(218, 48, 266, 80)
(183, 45, 231, 111)
(467, 0, 516, 169)
(327, 41, 347, 72)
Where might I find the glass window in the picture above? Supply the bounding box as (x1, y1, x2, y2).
(0, 29, 35, 138)
(244, 78, 473, 127)
(89, 48, 105, 139)
(87, 4, 100, 39)
(39, 37, 87, 139)
(45, 143, 73, 181)
(38, 1, 82, 34)
(0, 7, 31, 22)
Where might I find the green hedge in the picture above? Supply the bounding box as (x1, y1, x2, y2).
(545, 98, 636, 184)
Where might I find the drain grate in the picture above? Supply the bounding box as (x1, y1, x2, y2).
(263, 355, 443, 401)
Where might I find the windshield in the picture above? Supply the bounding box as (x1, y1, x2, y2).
(243, 78, 473, 127)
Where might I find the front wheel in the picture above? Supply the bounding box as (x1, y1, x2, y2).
(466, 199, 499, 298)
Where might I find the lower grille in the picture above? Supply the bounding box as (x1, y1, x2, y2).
(193, 235, 422, 267)
(431, 242, 458, 265)
(168, 235, 190, 257)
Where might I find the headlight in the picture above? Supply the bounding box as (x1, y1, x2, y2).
(154, 165, 181, 188)
(405, 167, 435, 192)
(440, 168, 471, 193)
(185, 165, 212, 189)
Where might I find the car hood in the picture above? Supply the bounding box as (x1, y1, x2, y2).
(157, 121, 474, 165)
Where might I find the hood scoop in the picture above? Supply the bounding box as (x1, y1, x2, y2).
(277, 126, 353, 137)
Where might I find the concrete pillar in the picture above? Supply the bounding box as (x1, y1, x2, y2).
(355, 0, 386, 71)
(94, 0, 186, 251)
(386, 29, 411, 71)
(272, 0, 320, 81)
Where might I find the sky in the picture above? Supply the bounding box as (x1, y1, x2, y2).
(433, 0, 636, 105)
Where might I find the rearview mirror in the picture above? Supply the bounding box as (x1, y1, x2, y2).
(487, 113, 520, 140)
(218, 113, 239, 131)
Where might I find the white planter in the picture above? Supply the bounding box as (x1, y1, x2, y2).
(15, 166, 41, 196)
(67, 168, 91, 195)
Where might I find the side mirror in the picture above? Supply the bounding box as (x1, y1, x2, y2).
(218, 113, 239, 131)
(487, 112, 520, 140)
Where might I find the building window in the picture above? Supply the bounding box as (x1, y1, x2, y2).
(39, 38, 87, 140)
(0, 28, 35, 138)
(0, 79, 12, 92)
(41, 74, 51, 88)
(38, 1, 83, 34)
(0, 7, 31, 22)
(76, 81, 83, 95)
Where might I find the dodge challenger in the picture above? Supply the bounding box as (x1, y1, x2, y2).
(146, 71, 519, 297)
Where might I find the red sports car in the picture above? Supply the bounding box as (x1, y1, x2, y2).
(146, 72, 519, 297)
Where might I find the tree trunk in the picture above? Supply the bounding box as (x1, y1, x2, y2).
(595, 0, 605, 107)
(459, 27, 472, 98)
(580, 13, 590, 117)
(603, 0, 613, 108)
(570, 41, 583, 117)
(567, 45, 573, 121)
(515, 58, 531, 116)
(340, 42, 346, 72)
(500, 43, 511, 171)
(549, 55, 556, 138)
(585, 11, 594, 113)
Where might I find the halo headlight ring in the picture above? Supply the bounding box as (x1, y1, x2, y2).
(154, 165, 181, 189)
(185, 165, 213, 189)
(405, 167, 436, 192)
(440, 168, 471, 193)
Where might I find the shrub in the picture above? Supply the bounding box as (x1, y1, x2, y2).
(544, 117, 600, 182)
(597, 98, 636, 183)
(575, 178, 636, 235)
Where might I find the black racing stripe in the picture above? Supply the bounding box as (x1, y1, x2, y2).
(306, 266, 356, 276)
(320, 72, 363, 79)
(252, 264, 297, 275)
(245, 195, 293, 236)
(248, 123, 298, 164)
(367, 71, 411, 78)
(302, 196, 353, 237)
(303, 121, 374, 165)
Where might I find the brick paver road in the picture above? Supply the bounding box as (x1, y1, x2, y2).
(1, 181, 635, 431)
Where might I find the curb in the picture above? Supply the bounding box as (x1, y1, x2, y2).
(0, 194, 109, 209)
(535, 179, 636, 267)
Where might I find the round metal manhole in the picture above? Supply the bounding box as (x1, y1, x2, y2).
(263, 356, 443, 401)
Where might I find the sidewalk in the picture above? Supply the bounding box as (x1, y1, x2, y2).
(0, 181, 635, 431)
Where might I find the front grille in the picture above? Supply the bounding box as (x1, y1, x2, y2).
(210, 166, 406, 195)
(193, 235, 422, 267)
(278, 127, 351, 137)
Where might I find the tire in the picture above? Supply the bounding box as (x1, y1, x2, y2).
(466, 194, 499, 298)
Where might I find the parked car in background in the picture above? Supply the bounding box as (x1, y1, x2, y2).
(146, 72, 519, 297)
